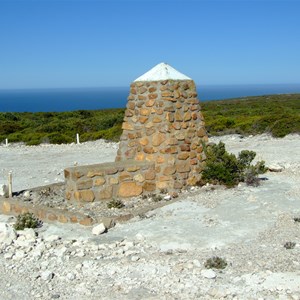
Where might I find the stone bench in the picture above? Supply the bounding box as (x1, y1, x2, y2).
(64, 160, 156, 202)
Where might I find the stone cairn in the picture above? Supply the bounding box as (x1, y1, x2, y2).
(116, 62, 208, 191)
(64, 63, 208, 202)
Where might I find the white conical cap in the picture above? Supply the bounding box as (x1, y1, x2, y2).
(134, 62, 191, 82)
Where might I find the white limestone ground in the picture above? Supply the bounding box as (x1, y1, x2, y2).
(134, 62, 191, 82)
(0, 140, 118, 191)
(0, 134, 300, 299)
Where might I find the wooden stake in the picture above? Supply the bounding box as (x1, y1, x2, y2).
(5, 138, 8, 146)
(8, 171, 12, 198)
(76, 133, 80, 144)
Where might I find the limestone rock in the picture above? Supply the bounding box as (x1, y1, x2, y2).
(201, 269, 217, 279)
(23, 190, 31, 199)
(41, 270, 54, 281)
(92, 223, 106, 235)
(163, 195, 172, 201)
(44, 235, 61, 243)
(19, 228, 36, 240)
(101, 217, 115, 229)
(0, 223, 17, 246)
(0, 185, 9, 197)
(268, 164, 284, 172)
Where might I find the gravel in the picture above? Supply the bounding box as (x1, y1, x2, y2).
(0, 134, 300, 299)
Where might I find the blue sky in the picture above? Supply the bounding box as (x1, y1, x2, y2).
(0, 0, 299, 89)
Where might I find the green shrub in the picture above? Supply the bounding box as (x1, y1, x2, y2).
(270, 116, 300, 137)
(205, 256, 227, 269)
(284, 242, 296, 249)
(47, 133, 74, 144)
(0, 94, 298, 145)
(14, 212, 41, 230)
(107, 199, 125, 209)
(202, 94, 300, 137)
(201, 142, 266, 187)
(152, 194, 163, 202)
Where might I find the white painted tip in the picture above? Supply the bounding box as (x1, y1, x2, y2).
(134, 62, 191, 82)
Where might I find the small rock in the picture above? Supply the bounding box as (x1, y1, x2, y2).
(164, 195, 172, 201)
(76, 250, 85, 257)
(101, 217, 115, 229)
(92, 223, 106, 235)
(0, 185, 9, 197)
(40, 261, 49, 270)
(201, 269, 217, 279)
(122, 241, 134, 249)
(4, 252, 13, 260)
(209, 287, 230, 298)
(268, 164, 284, 172)
(23, 190, 31, 199)
(31, 250, 43, 260)
(135, 233, 144, 242)
(131, 255, 140, 262)
(44, 235, 61, 243)
(54, 246, 67, 257)
(20, 228, 36, 240)
(98, 244, 107, 250)
(0, 222, 17, 246)
(13, 249, 25, 260)
(41, 270, 54, 281)
(193, 259, 201, 267)
(66, 272, 76, 281)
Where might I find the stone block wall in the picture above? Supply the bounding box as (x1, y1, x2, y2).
(116, 79, 208, 190)
(0, 197, 95, 226)
(64, 160, 156, 202)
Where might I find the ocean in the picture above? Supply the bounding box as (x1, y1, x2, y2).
(0, 84, 299, 112)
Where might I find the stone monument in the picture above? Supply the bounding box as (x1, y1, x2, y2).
(116, 62, 208, 191)
(64, 63, 208, 202)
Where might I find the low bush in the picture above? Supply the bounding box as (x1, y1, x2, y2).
(201, 142, 266, 187)
(152, 194, 163, 202)
(107, 199, 125, 209)
(284, 242, 296, 249)
(205, 256, 227, 269)
(14, 212, 41, 230)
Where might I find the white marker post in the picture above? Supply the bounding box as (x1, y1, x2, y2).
(8, 171, 12, 198)
(76, 133, 80, 144)
(5, 139, 8, 146)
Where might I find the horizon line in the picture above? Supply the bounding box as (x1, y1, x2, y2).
(1, 82, 300, 91)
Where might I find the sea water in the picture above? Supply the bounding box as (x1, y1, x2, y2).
(0, 84, 299, 112)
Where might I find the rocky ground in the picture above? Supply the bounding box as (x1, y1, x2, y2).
(0, 134, 300, 299)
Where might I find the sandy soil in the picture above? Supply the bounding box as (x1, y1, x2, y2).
(0, 134, 299, 299)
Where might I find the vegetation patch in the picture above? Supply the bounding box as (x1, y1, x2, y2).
(201, 142, 267, 187)
(107, 199, 125, 209)
(205, 256, 228, 269)
(14, 212, 41, 230)
(0, 94, 299, 145)
(0, 108, 124, 145)
(202, 94, 300, 137)
(284, 242, 296, 250)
